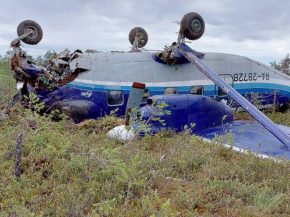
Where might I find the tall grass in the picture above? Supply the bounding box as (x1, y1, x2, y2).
(0, 61, 16, 106)
(1, 111, 290, 216)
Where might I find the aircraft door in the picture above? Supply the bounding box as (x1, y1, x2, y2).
(216, 74, 234, 96)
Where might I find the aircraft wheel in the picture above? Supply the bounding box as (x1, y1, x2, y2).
(180, 12, 205, 40)
(17, 20, 43, 45)
(129, 27, 148, 48)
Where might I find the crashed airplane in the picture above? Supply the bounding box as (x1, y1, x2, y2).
(9, 12, 290, 159)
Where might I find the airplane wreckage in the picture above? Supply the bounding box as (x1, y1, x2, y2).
(7, 12, 290, 159)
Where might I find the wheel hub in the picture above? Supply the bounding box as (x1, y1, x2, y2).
(191, 19, 202, 33)
(24, 26, 38, 39)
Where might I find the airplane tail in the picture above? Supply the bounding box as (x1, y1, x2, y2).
(179, 43, 290, 148)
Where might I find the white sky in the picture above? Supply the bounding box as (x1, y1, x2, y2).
(0, 0, 290, 64)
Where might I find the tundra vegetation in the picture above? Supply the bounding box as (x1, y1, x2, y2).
(0, 56, 290, 216)
(270, 54, 290, 76)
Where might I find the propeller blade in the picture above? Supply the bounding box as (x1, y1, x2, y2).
(179, 43, 290, 148)
(125, 82, 146, 125)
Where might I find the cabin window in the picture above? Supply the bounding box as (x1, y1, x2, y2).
(164, 87, 178, 95)
(190, 85, 203, 95)
(142, 89, 151, 103)
(107, 90, 124, 106)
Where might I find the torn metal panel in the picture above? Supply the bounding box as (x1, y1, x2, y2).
(69, 53, 92, 72)
(153, 42, 205, 65)
(10, 44, 87, 90)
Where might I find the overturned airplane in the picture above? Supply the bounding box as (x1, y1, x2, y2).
(9, 12, 290, 158)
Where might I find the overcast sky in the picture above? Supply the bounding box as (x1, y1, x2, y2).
(1, 0, 290, 64)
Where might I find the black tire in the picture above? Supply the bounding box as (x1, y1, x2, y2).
(17, 20, 43, 45)
(180, 12, 205, 40)
(129, 27, 148, 48)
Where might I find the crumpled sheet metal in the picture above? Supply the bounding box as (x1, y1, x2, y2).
(10, 46, 89, 89)
(154, 42, 205, 65)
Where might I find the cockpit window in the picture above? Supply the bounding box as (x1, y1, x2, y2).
(107, 90, 124, 106)
(190, 85, 203, 95)
(164, 87, 178, 95)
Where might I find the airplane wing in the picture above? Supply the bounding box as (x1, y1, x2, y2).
(198, 120, 290, 160)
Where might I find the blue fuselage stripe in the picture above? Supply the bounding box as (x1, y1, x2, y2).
(68, 81, 290, 97)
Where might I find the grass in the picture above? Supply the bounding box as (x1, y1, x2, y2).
(235, 110, 290, 127)
(1, 61, 290, 216)
(0, 61, 16, 101)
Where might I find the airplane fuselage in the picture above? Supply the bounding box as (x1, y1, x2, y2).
(39, 51, 290, 120)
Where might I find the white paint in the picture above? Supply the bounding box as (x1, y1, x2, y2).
(106, 125, 135, 142)
(16, 82, 23, 90)
(81, 91, 92, 98)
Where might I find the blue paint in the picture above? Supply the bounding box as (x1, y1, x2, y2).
(22, 63, 43, 80)
(137, 94, 233, 133)
(67, 81, 290, 107)
(152, 52, 190, 65)
(198, 121, 290, 159)
(32, 77, 290, 159)
(68, 81, 290, 97)
(133, 95, 290, 159)
(36, 78, 289, 122)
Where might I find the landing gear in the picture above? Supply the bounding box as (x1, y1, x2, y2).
(180, 12, 205, 41)
(11, 20, 43, 46)
(129, 27, 148, 52)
